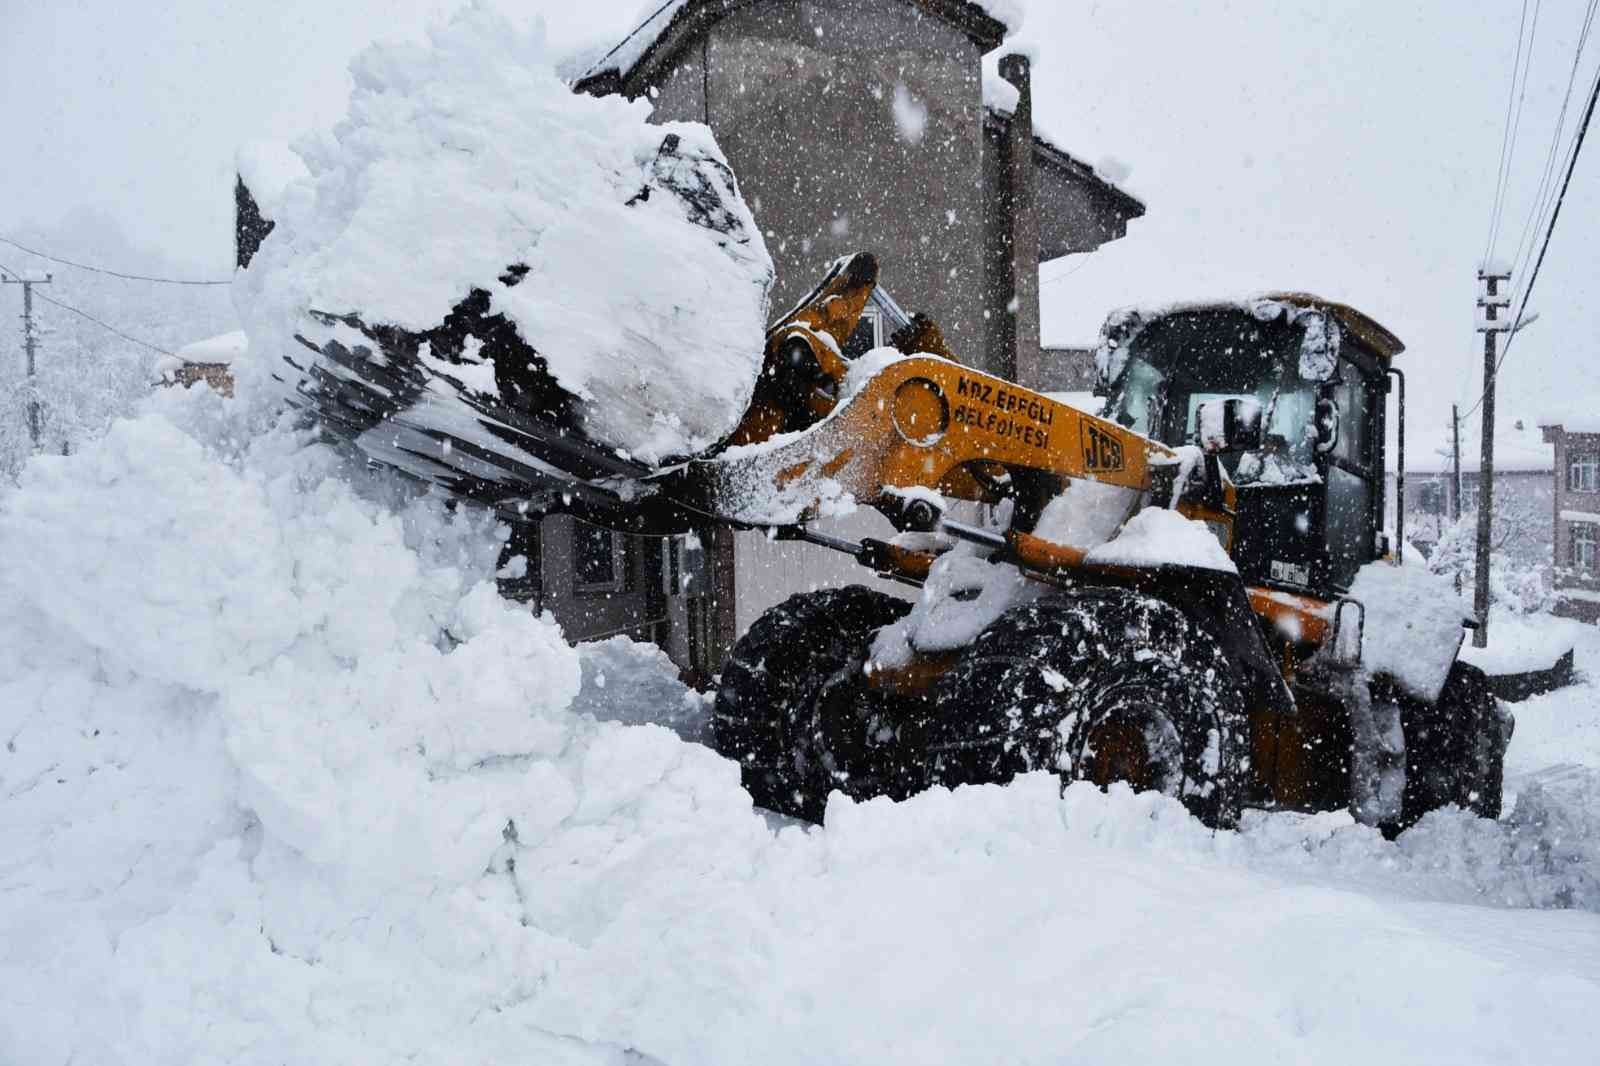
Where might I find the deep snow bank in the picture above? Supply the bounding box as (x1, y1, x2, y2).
(3, 385, 1600, 1064)
(235, 5, 773, 466)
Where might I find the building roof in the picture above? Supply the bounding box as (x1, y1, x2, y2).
(1538, 397, 1600, 435)
(572, 1, 1142, 240)
(1409, 417, 1552, 475)
(575, 1, 1013, 91)
(175, 329, 248, 367)
(983, 113, 1145, 220)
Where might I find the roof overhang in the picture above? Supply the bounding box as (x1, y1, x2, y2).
(575, 0, 1009, 97)
(982, 109, 1145, 257)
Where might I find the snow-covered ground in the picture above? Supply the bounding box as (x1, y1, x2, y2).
(2, 380, 1599, 1064)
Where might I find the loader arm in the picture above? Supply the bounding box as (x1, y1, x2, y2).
(662, 353, 1173, 530)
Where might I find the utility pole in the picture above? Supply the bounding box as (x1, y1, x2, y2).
(1450, 404, 1463, 521)
(1, 270, 53, 453)
(1473, 267, 1512, 648)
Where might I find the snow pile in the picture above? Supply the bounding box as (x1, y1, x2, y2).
(1459, 610, 1581, 675)
(0, 391, 747, 1063)
(1033, 476, 1139, 548)
(571, 635, 710, 744)
(1347, 561, 1466, 702)
(1084, 505, 1237, 572)
(235, 140, 310, 221)
(1398, 771, 1600, 910)
(4, 387, 1600, 1062)
(235, 5, 773, 465)
(870, 550, 1037, 665)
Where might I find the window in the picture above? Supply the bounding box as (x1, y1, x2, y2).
(573, 520, 627, 593)
(1332, 360, 1376, 474)
(1574, 523, 1598, 572)
(841, 288, 912, 359)
(842, 306, 883, 359)
(1570, 454, 1600, 492)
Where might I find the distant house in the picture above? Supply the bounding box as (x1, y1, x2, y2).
(156, 330, 247, 398)
(1391, 418, 1553, 571)
(573, 0, 1145, 658)
(1540, 403, 1600, 621)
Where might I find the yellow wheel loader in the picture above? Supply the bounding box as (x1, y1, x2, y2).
(292, 251, 1510, 834)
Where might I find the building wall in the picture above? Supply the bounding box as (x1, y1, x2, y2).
(1548, 430, 1600, 618)
(663, 0, 987, 665)
(502, 518, 669, 643)
(731, 511, 915, 636)
(1022, 346, 1097, 395)
(599, 0, 1138, 664)
(698, 0, 989, 362)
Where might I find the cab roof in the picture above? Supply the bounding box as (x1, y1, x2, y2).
(1260, 293, 1406, 361)
(1099, 295, 1405, 362)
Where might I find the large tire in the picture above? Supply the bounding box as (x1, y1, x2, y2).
(711, 586, 912, 820)
(928, 588, 1250, 828)
(1399, 661, 1513, 824)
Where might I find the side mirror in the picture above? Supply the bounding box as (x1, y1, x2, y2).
(1196, 397, 1264, 453)
(1313, 397, 1340, 454)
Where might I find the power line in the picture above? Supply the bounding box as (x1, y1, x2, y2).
(1462, 48, 1600, 421)
(1510, 0, 1599, 283)
(0, 235, 230, 286)
(1491, 0, 1542, 256)
(1485, 0, 1534, 263)
(1490, 0, 1547, 261)
(28, 289, 176, 356)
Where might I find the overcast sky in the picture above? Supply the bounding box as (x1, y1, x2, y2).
(4, 0, 1599, 464)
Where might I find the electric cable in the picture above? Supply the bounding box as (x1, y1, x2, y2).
(0, 235, 230, 286)
(1485, 0, 1535, 264)
(1461, 50, 1600, 421)
(28, 289, 176, 356)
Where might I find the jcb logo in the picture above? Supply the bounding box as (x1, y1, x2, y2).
(1080, 423, 1124, 472)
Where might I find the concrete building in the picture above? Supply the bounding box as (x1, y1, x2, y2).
(573, 0, 1145, 667)
(1540, 403, 1600, 621)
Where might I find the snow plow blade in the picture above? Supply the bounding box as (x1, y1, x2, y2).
(281, 310, 699, 531)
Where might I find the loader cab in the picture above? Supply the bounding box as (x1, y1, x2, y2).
(1096, 297, 1401, 595)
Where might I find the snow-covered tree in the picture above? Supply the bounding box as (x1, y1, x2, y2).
(1426, 494, 1554, 614)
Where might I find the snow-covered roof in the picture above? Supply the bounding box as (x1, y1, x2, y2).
(1538, 397, 1600, 435)
(1410, 417, 1552, 474)
(980, 64, 1144, 213)
(1095, 295, 1404, 388)
(175, 329, 248, 366)
(575, 0, 1013, 89)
